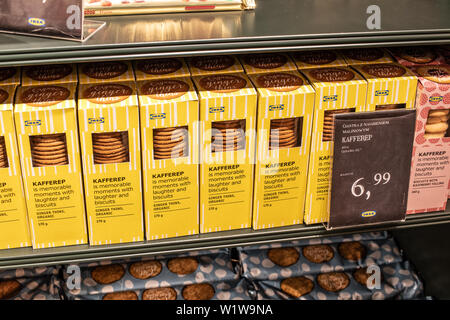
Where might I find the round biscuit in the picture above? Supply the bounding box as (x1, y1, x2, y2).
(425, 122, 448, 133)
(424, 132, 446, 139)
(428, 109, 449, 117)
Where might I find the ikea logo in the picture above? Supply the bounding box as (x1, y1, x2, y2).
(269, 104, 285, 111)
(429, 96, 443, 102)
(375, 90, 389, 96)
(209, 106, 225, 113)
(323, 95, 338, 102)
(150, 113, 166, 120)
(88, 117, 105, 124)
(28, 18, 46, 27)
(25, 120, 41, 127)
(361, 211, 376, 218)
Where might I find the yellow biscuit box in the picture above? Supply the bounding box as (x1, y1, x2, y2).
(192, 73, 257, 233)
(78, 81, 144, 245)
(291, 50, 347, 70)
(239, 52, 297, 75)
(78, 61, 135, 84)
(14, 84, 87, 248)
(351, 63, 417, 110)
(248, 71, 315, 229)
(0, 86, 31, 249)
(137, 78, 199, 239)
(134, 58, 190, 81)
(21, 64, 77, 87)
(0, 67, 21, 87)
(301, 67, 368, 224)
(341, 48, 394, 66)
(187, 55, 243, 77)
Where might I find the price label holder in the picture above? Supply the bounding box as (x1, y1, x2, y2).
(327, 109, 416, 229)
(0, 0, 105, 42)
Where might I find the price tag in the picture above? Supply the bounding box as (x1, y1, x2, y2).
(0, 0, 104, 41)
(328, 109, 416, 229)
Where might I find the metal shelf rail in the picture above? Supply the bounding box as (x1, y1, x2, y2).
(0, 0, 449, 66)
(0, 206, 449, 269)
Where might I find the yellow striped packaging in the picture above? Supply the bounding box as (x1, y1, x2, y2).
(137, 78, 199, 240)
(21, 64, 78, 87)
(248, 71, 315, 229)
(352, 63, 417, 110)
(192, 73, 257, 233)
(301, 67, 368, 224)
(78, 61, 135, 85)
(239, 53, 297, 75)
(14, 84, 87, 248)
(187, 55, 243, 76)
(0, 67, 21, 87)
(341, 48, 394, 66)
(0, 86, 31, 249)
(291, 50, 348, 70)
(78, 81, 144, 245)
(134, 58, 190, 81)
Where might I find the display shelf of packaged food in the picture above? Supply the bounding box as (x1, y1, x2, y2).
(0, 204, 449, 270)
(0, 0, 449, 67)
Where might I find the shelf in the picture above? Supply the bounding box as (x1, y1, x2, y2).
(0, 205, 449, 270)
(0, 0, 450, 66)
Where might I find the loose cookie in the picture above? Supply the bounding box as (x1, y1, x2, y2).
(142, 287, 177, 300)
(338, 241, 366, 262)
(167, 257, 199, 275)
(267, 247, 300, 267)
(129, 260, 162, 280)
(103, 291, 138, 300)
(317, 272, 350, 292)
(280, 276, 314, 298)
(0, 280, 22, 300)
(91, 264, 125, 284)
(182, 283, 215, 300)
(302, 244, 334, 264)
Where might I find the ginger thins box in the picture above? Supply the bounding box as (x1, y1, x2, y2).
(78, 61, 135, 84)
(0, 86, 31, 249)
(407, 65, 450, 214)
(78, 82, 144, 245)
(14, 84, 87, 248)
(193, 74, 257, 233)
(187, 55, 243, 77)
(249, 72, 315, 230)
(240, 53, 297, 75)
(341, 48, 394, 66)
(291, 50, 347, 70)
(352, 63, 418, 111)
(134, 58, 190, 81)
(301, 67, 368, 224)
(21, 64, 77, 87)
(0, 67, 20, 87)
(137, 78, 199, 240)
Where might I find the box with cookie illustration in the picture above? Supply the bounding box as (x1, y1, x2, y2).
(137, 77, 199, 240)
(254, 260, 424, 300)
(14, 84, 87, 249)
(0, 67, 20, 87)
(248, 71, 315, 230)
(236, 233, 403, 282)
(406, 65, 450, 214)
(340, 48, 394, 66)
(387, 46, 446, 67)
(78, 61, 135, 85)
(187, 55, 243, 77)
(133, 57, 190, 81)
(239, 53, 297, 75)
(301, 67, 368, 224)
(0, 85, 31, 250)
(21, 64, 77, 87)
(62, 249, 250, 300)
(192, 73, 257, 233)
(352, 63, 418, 111)
(291, 50, 347, 70)
(78, 82, 144, 245)
(0, 266, 63, 300)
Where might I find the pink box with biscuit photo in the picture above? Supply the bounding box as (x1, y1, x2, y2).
(407, 65, 450, 214)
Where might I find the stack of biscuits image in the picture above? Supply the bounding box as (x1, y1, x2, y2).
(375, 104, 405, 111)
(322, 108, 354, 141)
(30, 134, 68, 167)
(153, 126, 188, 160)
(92, 132, 129, 164)
(269, 118, 300, 150)
(425, 109, 450, 139)
(211, 120, 245, 153)
(0, 136, 8, 168)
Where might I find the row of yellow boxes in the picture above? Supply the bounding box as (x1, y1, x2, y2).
(0, 49, 422, 250)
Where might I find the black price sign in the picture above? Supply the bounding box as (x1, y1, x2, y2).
(0, 0, 104, 41)
(328, 109, 416, 229)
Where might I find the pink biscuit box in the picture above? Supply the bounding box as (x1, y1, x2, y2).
(407, 65, 450, 214)
(388, 46, 447, 67)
